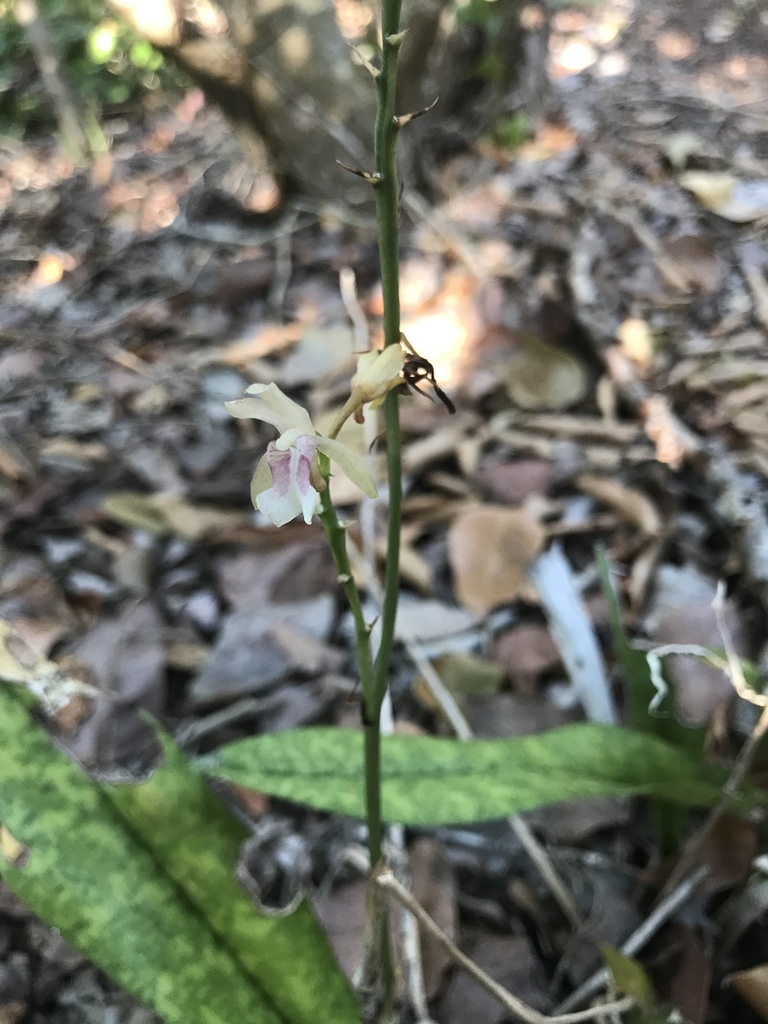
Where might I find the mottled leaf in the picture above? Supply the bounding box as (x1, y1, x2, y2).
(0, 686, 280, 1024)
(197, 724, 736, 826)
(107, 729, 359, 1024)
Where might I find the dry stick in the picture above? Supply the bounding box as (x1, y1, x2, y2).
(654, 585, 768, 905)
(554, 867, 708, 1014)
(376, 868, 636, 1024)
(13, 0, 89, 163)
(268, 208, 300, 313)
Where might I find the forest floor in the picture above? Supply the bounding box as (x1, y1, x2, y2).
(2, 0, 768, 1020)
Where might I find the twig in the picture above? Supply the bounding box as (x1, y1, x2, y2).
(555, 867, 708, 1014)
(653, 585, 768, 903)
(13, 0, 89, 163)
(376, 868, 636, 1024)
(340, 267, 371, 350)
(268, 208, 300, 313)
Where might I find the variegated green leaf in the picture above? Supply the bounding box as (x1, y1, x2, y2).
(107, 729, 359, 1024)
(198, 724, 740, 826)
(0, 686, 279, 1024)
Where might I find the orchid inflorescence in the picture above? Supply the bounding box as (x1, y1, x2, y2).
(225, 344, 405, 527)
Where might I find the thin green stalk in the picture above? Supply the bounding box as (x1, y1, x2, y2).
(371, 0, 404, 719)
(372, 393, 401, 714)
(317, 457, 373, 710)
(367, 9, 405, 1014)
(318, 457, 392, 1015)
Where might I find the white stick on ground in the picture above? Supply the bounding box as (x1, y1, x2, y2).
(376, 868, 635, 1024)
(555, 867, 708, 1014)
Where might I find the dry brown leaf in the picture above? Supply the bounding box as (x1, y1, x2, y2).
(151, 493, 251, 541)
(221, 323, 303, 364)
(448, 505, 545, 614)
(733, 408, 768, 440)
(662, 131, 705, 170)
(102, 492, 250, 540)
(398, 543, 433, 593)
(493, 622, 561, 695)
(474, 459, 552, 505)
(517, 124, 578, 162)
(409, 838, 458, 999)
(695, 815, 757, 897)
(680, 172, 768, 223)
(660, 235, 722, 294)
(626, 538, 663, 612)
(39, 438, 110, 462)
(741, 261, 768, 331)
(730, 964, 768, 1021)
(437, 932, 551, 1024)
(0, 571, 78, 656)
(275, 324, 356, 387)
(402, 426, 464, 474)
(164, 640, 210, 671)
(466, 693, 576, 739)
(660, 923, 711, 1024)
(644, 564, 746, 727)
(616, 317, 653, 369)
(641, 394, 699, 468)
(0, 444, 29, 482)
(313, 880, 368, 980)
(576, 473, 662, 537)
(503, 335, 589, 411)
(414, 653, 505, 713)
(0, 1002, 26, 1024)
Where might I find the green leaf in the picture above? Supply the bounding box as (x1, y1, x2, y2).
(601, 945, 655, 1005)
(0, 685, 281, 1024)
(197, 724, 734, 826)
(597, 547, 706, 852)
(107, 727, 359, 1024)
(596, 547, 706, 755)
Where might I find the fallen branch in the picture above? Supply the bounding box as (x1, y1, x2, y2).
(376, 867, 636, 1024)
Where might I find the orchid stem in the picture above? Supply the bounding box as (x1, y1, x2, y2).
(317, 456, 373, 712)
(371, 0, 403, 740)
(318, 455, 391, 1016)
(365, 4, 404, 1017)
(323, 1, 404, 1012)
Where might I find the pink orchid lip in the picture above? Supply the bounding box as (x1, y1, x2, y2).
(257, 435, 320, 526)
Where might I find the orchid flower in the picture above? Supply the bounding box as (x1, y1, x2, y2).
(328, 344, 405, 436)
(225, 383, 378, 527)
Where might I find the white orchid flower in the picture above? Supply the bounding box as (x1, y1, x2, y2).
(328, 344, 405, 436)
(351, 344, 404, 410)
(225, 383, 377, 527)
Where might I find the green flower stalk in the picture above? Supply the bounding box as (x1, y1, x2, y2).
(227, 0, 409, 1009)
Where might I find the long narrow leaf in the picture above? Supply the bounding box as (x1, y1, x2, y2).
(596, 548, 706, 851)
(596, 547, 706, 756)
(0, 686, 281, 1024)
(197, 724, 741, 826)
(107, 729, 360, 1024)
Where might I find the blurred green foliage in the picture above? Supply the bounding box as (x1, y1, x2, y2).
(0, 0, 183, 136)
(491, 111, 531, 150)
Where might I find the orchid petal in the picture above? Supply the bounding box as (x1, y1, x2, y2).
(249, 453, 273, 508)
(316, 436, 378, 499)
(351, 345, 404, 403)
(225, 383, 314, 435)
(254, 436, 320, 526)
